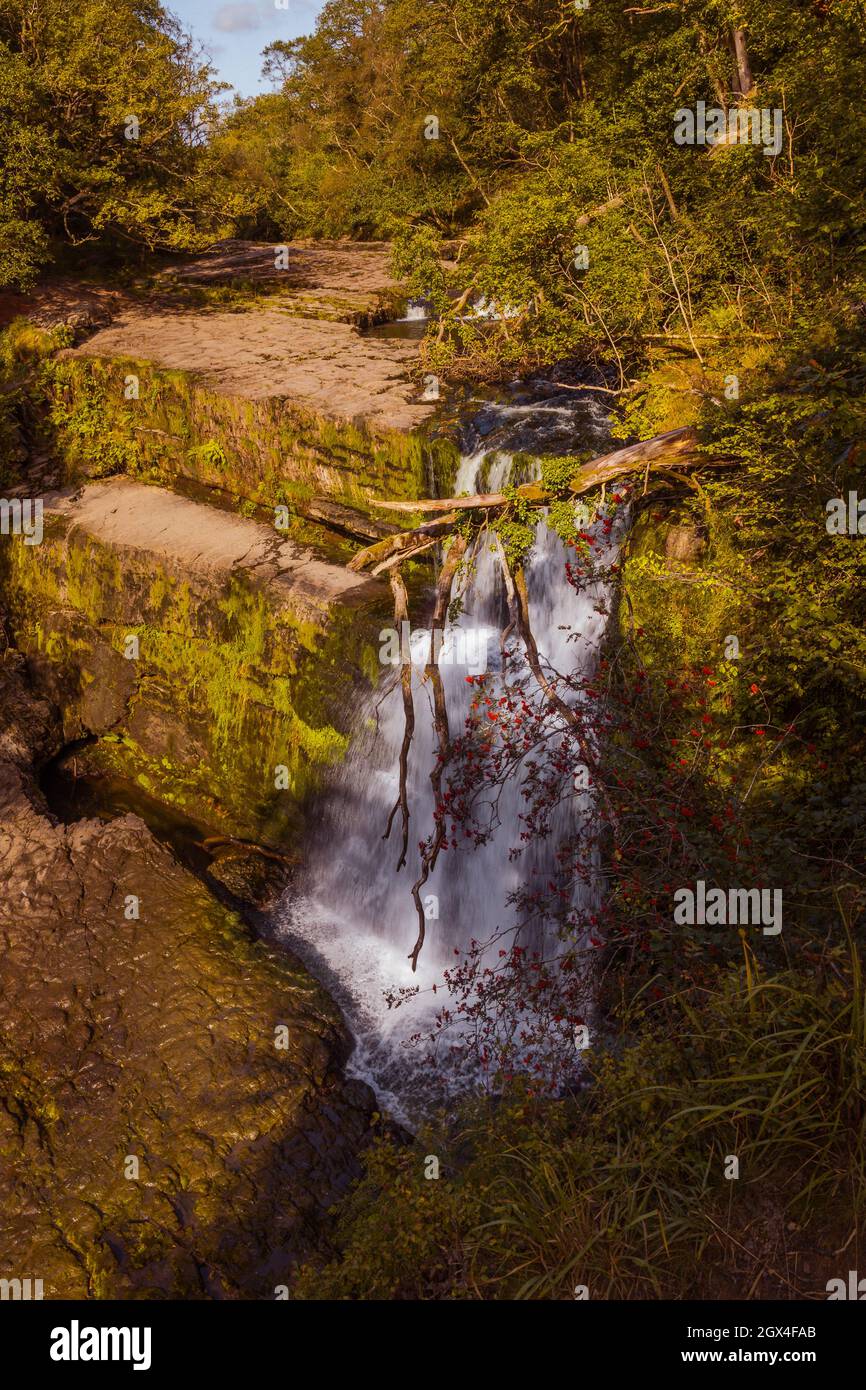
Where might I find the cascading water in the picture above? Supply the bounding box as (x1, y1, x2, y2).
(275, 386, 620, 1124)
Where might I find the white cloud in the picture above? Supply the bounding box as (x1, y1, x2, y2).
(213, 3, 262, 33)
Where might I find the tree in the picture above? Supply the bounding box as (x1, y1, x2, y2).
(0, 0, 233, 288)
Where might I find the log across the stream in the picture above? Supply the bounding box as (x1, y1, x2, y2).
(349, 426, 729, 574)
(342, 423, 728, 968)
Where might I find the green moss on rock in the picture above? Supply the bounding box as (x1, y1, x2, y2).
(34, 354, 459, 512)
(0, 523, 380, 845)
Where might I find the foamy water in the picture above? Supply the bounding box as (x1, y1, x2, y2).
(275, 391, 619, 1124)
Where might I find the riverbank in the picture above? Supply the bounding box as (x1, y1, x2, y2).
(0, 241, 437, 1295)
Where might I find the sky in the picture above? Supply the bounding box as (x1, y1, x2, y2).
(168, 0, 324, 100)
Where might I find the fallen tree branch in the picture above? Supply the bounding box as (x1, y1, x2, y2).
(347, 512, 460, 571)
(438, 282, 477, 342)
(536, 380, 630, 395)
(296, 498, 401, 542)
(344, 428, 733, 573)
(370, 537, 441, 576)
(375, 427, 700, 515)
(574, 194, 625, 227)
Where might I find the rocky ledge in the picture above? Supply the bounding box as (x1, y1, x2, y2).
(0, 653, 376, 1299)
(62, 238, 435, 435)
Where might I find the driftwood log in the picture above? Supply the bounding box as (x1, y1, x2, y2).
(347, 427, 727, 574)
(374, 427, 699, 515)
(347, 512, 461, 575)
(294, 497, 401, 542)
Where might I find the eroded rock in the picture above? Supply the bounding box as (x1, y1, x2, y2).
(0, 654, 375, 1299)
(0, 485, 388, 842)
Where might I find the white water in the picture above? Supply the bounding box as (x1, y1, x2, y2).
(275, 390, 619, 1124)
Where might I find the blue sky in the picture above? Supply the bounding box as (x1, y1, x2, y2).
(169, 0, 323, 100)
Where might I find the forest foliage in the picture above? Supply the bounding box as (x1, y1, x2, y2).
(212, 0, 866, 379)
(4, 1, 865, 376)
(0, 0, 237, 289)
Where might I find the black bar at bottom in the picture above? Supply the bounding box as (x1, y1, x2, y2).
(2, 1297, 859, 1376)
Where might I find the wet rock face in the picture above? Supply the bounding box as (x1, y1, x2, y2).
(664, 524, 707, 566)
(0, 655, 375, 1298)
(0, 487, 387, 845)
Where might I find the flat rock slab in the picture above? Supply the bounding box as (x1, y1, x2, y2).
(70, 308, 434, 433)
(164, 238, 396, 294)
(15, 240, 435, 433)
(47, 480, 386, 617)
(0, 278, 127, 334)
(2, 240, 391, 331)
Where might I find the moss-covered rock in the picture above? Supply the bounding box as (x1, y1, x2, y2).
(0, 493, 388, 846)
(618, 501, 747, 682)
(47, 353, 440, 497)
(31, 345, 459, 510)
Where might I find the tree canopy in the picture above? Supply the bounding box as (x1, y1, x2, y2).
(204, 0, 866, 380)
(0, 0, 235, 288)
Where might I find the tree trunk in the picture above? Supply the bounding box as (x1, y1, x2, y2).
(731, 27, 754, 98)
(295, 498, 401, 542)
(343, 427, 733, 575)
(347, 512, 461, 570)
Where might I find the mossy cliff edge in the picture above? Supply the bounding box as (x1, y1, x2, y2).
(0, 260, 426, 1300)
(0, 488, 388, 848)
(38, 351, 458, 511)
(0, 297, 456, 852)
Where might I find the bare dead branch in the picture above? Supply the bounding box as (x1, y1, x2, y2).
(574, 194, 625, 226)
(383, 568, 414, 870)
(348, 513, 460, 572)
(408, 536, 468, 971)
(375, 428, 704, 516)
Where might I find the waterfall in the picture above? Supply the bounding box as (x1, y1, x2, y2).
(275, 388, 619, 1124)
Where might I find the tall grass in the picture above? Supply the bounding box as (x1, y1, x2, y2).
(294, 940, 866, 1300)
